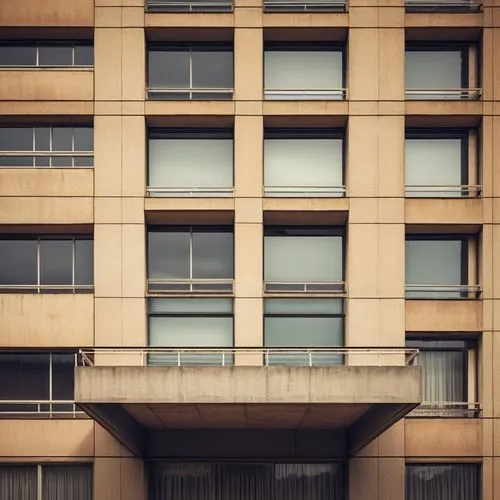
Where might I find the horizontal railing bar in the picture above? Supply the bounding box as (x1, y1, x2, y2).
(265, 0, 346, 3)
(148, 279, 233, 283)
(405, 284, 480, 289)
(0, 151, 93, 156)
(0, 284, 94, 291)
(405, 184, 481, 190)
(147, 187, 233, 192)
(147, 87, 233, 93)
(0, 66, 93, 71)
(265, 186, 346, 191)
(147, 0, 233, 4)
(406, 0, 481, 4)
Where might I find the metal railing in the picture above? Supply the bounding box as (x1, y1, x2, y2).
(146, 0, 233, 12)
(405, 0, 481, 11)
(0, 151, 94, 168)
(264, 89, 347, 100)
(265, 186, 346, 197)
(405, 184, 482, 197)
(410, 402, 481, 418)
(264, 281, 345, 294)
(147, 186, 233, 197)
(405, 284, 481, 299)
(0, 284, 94, 294)
(147, 87, 234, 100)
(264, 0, 347, 11)
(0, 401, 85, 418)
(405, 88, 482, 100)
(79, 347, 419, 368)
(148, 278, 234, 294)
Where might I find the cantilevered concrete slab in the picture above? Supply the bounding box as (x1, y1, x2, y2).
(75, 365, 421, 457)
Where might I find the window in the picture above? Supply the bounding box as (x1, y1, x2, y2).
(149, 462, 345, 500)
(264, 129, 344, 197)
(0, 352, 80, 416)
(0, 236, 93, 293)
(264, 0, 347, 12)
(264, 44, 345, 100)
(405, 129, 480, 197)
(265, 299, 343, 365)
(0, 42, 93, 67)
(147, 44, 233, 100)
(406, 338, 478, 416)
(406, 464, 480, 500)
(264, 227, 344, 293)
(0, 464, 92, 500)
(405, 44, 480, 100)
(148, 227, 233, 293)
(405, 0, 482, 13)
(148, 298, 233, 365)
(146, 0, 233, 12)
(148, 129, 233, 197)
(405, 236, 478, 299)
(0, 126, 94, 168)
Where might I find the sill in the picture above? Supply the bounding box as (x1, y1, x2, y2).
(0, 287, 94, 294)
(0, 66, 94, 72)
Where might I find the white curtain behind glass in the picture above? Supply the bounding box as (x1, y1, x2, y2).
(264, 139, 342, 188)
(405, 51, 462, 89)
(42, 465, 92, 500)
(0, 465, 37, 500)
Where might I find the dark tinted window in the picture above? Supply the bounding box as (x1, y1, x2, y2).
(74, 127, 93, 151)
(39, 239, 73, 286)
(0, 240, 37, 285)
(148, 50, 190, 88)
(74, 45, 93, 66)
(52, 354, 75, 400)
(148, 231, 190, 280)
(38, 45, 73, 66)
(192, 50, 233, 88)
(0, 128, 33, 151)
(0, 44, 36, 66)
(75, 239, 93, 286)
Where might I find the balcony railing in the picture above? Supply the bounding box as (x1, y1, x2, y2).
(0, 284, 94, 294)
(147, 186, 234, 197)
(147, 87, 234, 100)
(0, 401, 85, 418)
(0, 151, 94, 168)
(79, 347, 419, 367)
(410, 401, 481, 418)
(405, 0, 481, 12)
(146, 0, 233, 12)
(264, 88, 347, 100)
(264, 281, 345, 294)
(264, 0, 347, 12)
(405, 184, 482, 197)
(265, 186, 346, 197)
(148, 278, 234, 294)
(405, 88, 482, 100)
(405, 284, 481, 299)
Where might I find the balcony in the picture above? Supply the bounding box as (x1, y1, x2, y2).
(75, 347, 421, 457)
(264, 0, 347, 11)
(405, 0, 482, 12)
(146, 0, 233, 12)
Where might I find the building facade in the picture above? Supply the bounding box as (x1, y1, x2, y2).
(0, 0, 498, 498)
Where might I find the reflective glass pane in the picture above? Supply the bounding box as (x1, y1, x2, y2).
(264, 235, 343, 282)
(38, 45, 73, 66)
(74, 128, 93, 152)
(52, 156, 73, 167)
(74, 156, 93, 167)
(40, 240, 73, 286)
(264, 298, 343, 315)
(0, 45, 36, 66)
(52, 128, 73, 151)
(148, 231, 190, 280)
(0, 240, 37, 285)
(405, 51, 463, 90)
(192, 50, 233, 89)
(192, 231, 233, 280)
(149, 298, 232, 314)
(35, 156, 50, 167)
(75, 239, 93, 286)
(74, 45, 93, 66)
(148, 50, 190, 88)
(35, 128, 51, 151)
(0, 156, 33, 167)
(0, 128, 33, 151)
(148, 138, 233, 189)
(265, 50, 343, 90)
(52, 354, 75, 400)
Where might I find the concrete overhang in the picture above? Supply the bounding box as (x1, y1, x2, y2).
(76, 365, 421, 458)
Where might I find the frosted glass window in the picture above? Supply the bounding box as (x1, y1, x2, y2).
(264, 138, 343, 188)
(265, 50, 343, 90)
(406, 138, 463, 193)
(406, 51, 463, 90)
(149, 137, 233, 189)
(264, 232, 343, 282)
(406, 239, 465, 298)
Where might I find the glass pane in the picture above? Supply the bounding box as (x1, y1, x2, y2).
(149, 138, 233, 189)
(264, 298, 343, 315)
(75, 239, 93, 286)
(0, 128, 33, 151)
(265, 235, 343, 282)
(148, 50, 190, 88)
(35, 156, 50, 167)
(52, 128, 73, 152)
(34, 128, 51, 151)
(192, 231, 233, 280)
(74, 128, 93, 152)
(192, 50, 233, 89)
(265, 50, 343, 90)
(74, 156, 93, 167)
(52, 354, 75, 400)
(38, 45, 73, 66)
(265, 138, 343, 188)
(40, 240, 73, 286)
(74, 45, 93, 66)
(149, 298, 233, 314)
(0, 353, 50, 400)
(52, 156, 73, 167)
(0, 465, 37, 500)
(0, 156, 33, 167)
(0, 240, 37, 285)
(148, 231, 190, 280)
(406, 138, 463, 192)
(0, 45, 36, 66)
(42, 465, 93, 500)
(405, 50, 463, 90)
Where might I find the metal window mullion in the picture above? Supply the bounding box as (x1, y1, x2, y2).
(49, 127, 53, 168)
(49, 353, 53, 416)
(189, 48, 193, 92)
(37, 238, 41, 293)
(35, 43, 39, 68)
(72, 238, 76, 292)
(189, 229, 194, 281)
(71, 127, 75, 167)
(37, 464, 42, 500)
(72, 43, 75, 67)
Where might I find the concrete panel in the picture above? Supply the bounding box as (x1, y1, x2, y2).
(349, 457, 378, 500)
(234, 298, 263, 357)
(121, 224, 146, 298)
(348, 29, 378, 101)
(235, 29, 263, 101)
(235, 115, 263, 197)
(122, 29, 145, 101)
(235, 222, 263, 297)
(0, 420, 94, 458)
(0, 70, 93, 101)
(406, 300, 482, 332)
(0, 294, 94, 347)
(406, 198, 484, 226)
(0, 101, 94, 117)
(95, 29, 122, 101)
(122, 115, 146, 197)
(94, 224, 123, 297)
(405, 419, 482, 457)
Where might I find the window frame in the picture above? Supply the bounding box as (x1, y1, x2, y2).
(0, 235, 94, 293)
(147, 43, 234, 100)
(147, 128, 234, 197)
(263, 42, 346, 101)
(263, 128, 346, 197)
(147, 226, 235, 294)
(146, 0, 234, 12)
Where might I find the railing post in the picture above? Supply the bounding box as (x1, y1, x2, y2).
(177, 351, 181, 367)
(265, 350, 269, 366)
(308, 351, 312, 367)
(222, 351, 225, 367)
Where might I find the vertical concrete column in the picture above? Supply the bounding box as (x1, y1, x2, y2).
(234, 28, 263, 103)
